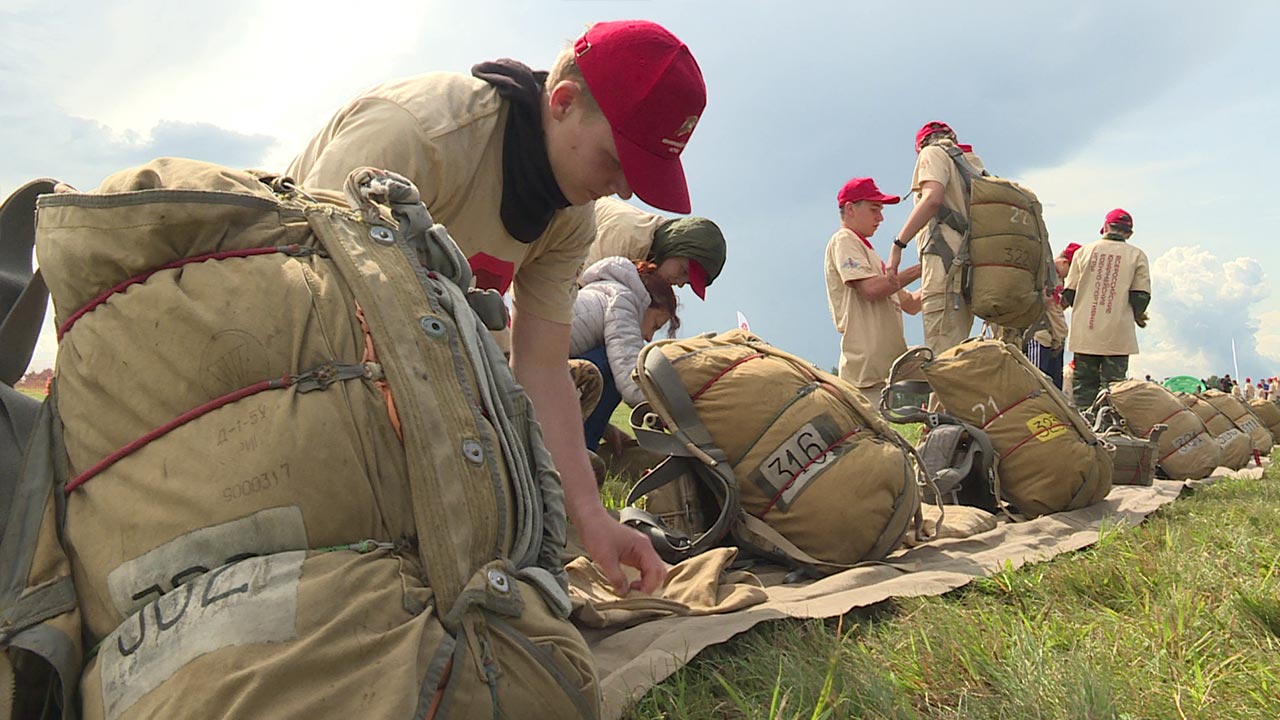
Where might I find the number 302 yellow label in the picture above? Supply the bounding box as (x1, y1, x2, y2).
(1026, 412, 1067, 442)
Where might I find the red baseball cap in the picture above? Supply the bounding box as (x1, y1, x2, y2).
(915, 121, 954, 152)
(1060, 242, 1082, 262)
(574, 20, 706, 214)
(837, 177, 900, 207)
(1101, 208, 1134, 233)
(687, 258, 709, 299)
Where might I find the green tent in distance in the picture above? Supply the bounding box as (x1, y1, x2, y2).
(1163, 375, 1206, 394)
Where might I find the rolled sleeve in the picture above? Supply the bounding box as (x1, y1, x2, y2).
(834, 234, 878, 285)
(912, 146, 952, 193)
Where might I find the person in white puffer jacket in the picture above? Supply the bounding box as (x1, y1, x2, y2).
(571, 256, 679, 452)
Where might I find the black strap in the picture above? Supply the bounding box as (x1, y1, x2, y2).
(619, 456, 739, 564)
(0, 385, 39, 542)
(0, 180, 56, 386)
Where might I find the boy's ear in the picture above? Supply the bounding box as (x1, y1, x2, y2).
(546, 80, 582, 120)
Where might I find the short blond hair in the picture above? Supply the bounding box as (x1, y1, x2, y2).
(548, 45, 599, 112)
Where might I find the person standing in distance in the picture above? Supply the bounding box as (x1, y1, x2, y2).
(824, 177, 922, 402)
(886, 121, 986, 353)
(1062, 209, 1151, 408)
(1025, 242, 1080, 390)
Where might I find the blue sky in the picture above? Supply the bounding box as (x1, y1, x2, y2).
(4, 1, 1278, 383)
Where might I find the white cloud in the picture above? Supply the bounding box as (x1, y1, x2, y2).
(1128, 245, 1279, 381)
(1256, 310, 1280, 365)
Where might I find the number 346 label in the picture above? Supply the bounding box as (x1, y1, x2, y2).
(749, 417, 849, 511)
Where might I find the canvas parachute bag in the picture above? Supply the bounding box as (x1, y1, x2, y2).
(1096, 379, 1221, 480)
(1088, 404, 1165, 487)
(620, 329, 926, 575)
(918, 339, 1113, 518)
(1178, 392, 1254, 470)
(3, 159, 599, 720)
(924, 146, 1054, 332)
(1201, 390, 1275, 458)
(880, 347, 999, 510)
(1248, 398, 1280, 441)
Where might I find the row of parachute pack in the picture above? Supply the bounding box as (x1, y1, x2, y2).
(2, 155, 1277, 719)
(617, 331, 1276, 582)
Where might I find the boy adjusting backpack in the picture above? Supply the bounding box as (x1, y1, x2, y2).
(620, 330, 928, 575)
(925, 146, 1055, 332)
(1, 160, 599, 720)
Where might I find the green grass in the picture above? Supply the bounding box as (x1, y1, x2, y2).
(610, 403, 636, 438)
(17, 387, 45, 400)
(620, 451, 1280, 719)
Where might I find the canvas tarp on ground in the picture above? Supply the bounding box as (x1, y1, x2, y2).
(578, 470, 1260, 720)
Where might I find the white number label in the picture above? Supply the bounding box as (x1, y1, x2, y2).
(757, 422, 838, 509)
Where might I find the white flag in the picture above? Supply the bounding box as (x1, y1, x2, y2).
(1232, 338, 1240, 382)
(736, 311, 751, 332)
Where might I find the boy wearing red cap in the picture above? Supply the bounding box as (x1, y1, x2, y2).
(1062, 209, 1152, 408)
(585, 197, 726, 300)
(824, 178, 923, 402)
(289, 20, 707, 596)
(886, 121, 987, 353)
(1024, 242, 1080, 390)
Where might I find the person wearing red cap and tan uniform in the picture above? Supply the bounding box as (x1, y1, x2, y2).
(289, 20, 707, 596)
(824, 178, 923, 402)
(1024, 242, 1080, 390)
(886, 121, 986, 354)
(1062, 208, 1152, 408)
(584, 197, 726, 300)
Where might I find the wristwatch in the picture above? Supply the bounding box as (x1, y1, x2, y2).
(893, 236, 909, 249)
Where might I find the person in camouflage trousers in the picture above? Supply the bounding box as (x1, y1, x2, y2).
(1072, 354, 1130, 408)
(1063, 208, 1151, 409)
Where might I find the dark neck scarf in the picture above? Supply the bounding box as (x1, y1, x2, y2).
(471, 59, 569, 244)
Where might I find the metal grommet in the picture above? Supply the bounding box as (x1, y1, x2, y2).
(463, 439, 485, 464)
(486, 568, 510, 593)
(369, 226, 395, 245)
(419, 316, 447, 338)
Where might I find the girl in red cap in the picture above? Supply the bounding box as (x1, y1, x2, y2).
(1024, 243, 1080, 391)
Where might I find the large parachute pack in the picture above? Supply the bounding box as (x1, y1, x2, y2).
(0, 160, 601, 720)
(620, 330, 927, 577)
(925, 147, 1056, 333)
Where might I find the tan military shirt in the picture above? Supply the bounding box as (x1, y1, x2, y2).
(288, 73, 595, 324)
(910, 139, 985, 312)
(583, 197, 663, 268)
(1064, 238, 1152, 356)
(824, 228, 909, 389)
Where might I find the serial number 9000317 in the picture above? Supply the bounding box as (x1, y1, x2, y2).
(223, 463, 290, 502)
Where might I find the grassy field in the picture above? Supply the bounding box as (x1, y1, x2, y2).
(16, 387, 45, 400)
(616, 452, 1280, 720)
